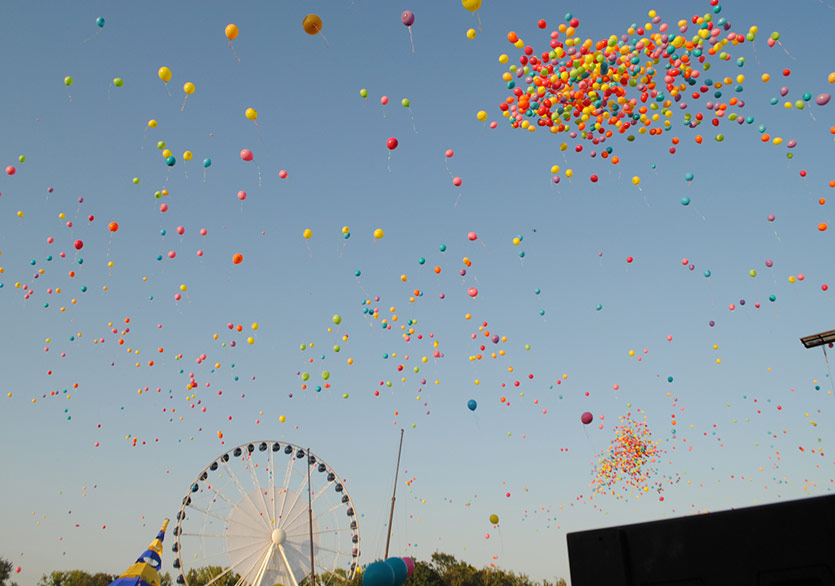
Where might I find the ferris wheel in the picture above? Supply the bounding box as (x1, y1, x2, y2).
(171, 441, 360, 586)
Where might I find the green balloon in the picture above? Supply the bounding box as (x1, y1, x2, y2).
(301, 372, 310, 381)
(64, 76, 73, 86)
(322, 371, 330, 380)
(360, 88, 368, 98)
(401, 98, 410, 107)
(113, 78, 124, 87)
(332, 314, 342, 325)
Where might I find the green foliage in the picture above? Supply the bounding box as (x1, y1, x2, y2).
(184, 566, 240, 586)
(37, 570, 117, 586)
(1, 556, 19, 586)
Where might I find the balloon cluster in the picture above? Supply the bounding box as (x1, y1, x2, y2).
(496, 3, 796, 163)
(363, 557, 415, 586)
(590, 412, 677, 500)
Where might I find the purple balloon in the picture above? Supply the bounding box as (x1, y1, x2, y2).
(780, 86, 789, 97)
(401, 10, 415, 26)
(402, 557, 415, 578)
(816, 93, 831, 106)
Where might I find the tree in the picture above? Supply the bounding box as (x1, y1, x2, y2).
(38, 570, 116, 586)
(1, 557, 19, 586)
(406, 560, 443, 586)
(184, 566, 240, 586)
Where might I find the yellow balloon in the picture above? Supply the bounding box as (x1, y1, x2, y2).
(489, 514, 499, 524)
(565, 169, 573, 178)
(342, 226, 350, 234)
(632, 176, 640, 185)
(303, 228, 313, 239)
(462, 0, 481, 11)
(373, 228, 384, 239)
(162, 149, 172, 158)
(476, 110, 487, 121)
(183, 82, 195, 95)
(183, 151, 193, 161)
(550, 165, 560, 174)
(466, 28, 477, 39)
(245, 108, 257, 120)
(225, 24, 239, 41)
(158, 67, 172, 83)
(147, 119, 158, 128)
(302, 14, 323, 35)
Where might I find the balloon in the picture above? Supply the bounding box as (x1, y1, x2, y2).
(363, 561, 395, 586)
(202, 158, 212, 168)
(581, 411, 593, 424)
(302, 14, 323, 35)
(113, 78, 124, 87)
(467, 287, 478, 297)
(183, 82, 195, 95)
(385, 557, 408, 586)
(96, 17, 105, 27)
(158, 67, 172, 82)
(225, 24, 239, 40)
(165, 156, 176, 167)
(445, 149, 454, 158)
(233, 253, 243, 264)
(489, 514, 499, 524)
(467, 232, 478, 241)
(386, 137, 399, 150)
(476, 110, 487, 121)
(401, 98, 410, 107)
(467, 399, 477, 411)
(381, 95, 389, 105)
(360, 88, 368, 99)
(183, 151, 193, 161)
(816, 93, 831, 106)
(74, 240, 84, 250)
(631, 176, 640, 186)
(245, 108, 257, 120)
(401, 11, 415, 27)
(303, 229, 313, 239)
(374, 228, 384, 239)
(64, 76, 73, 86)
(279, 169, 288, 179)
(462, 0, 481, 11)
(466, 28, 476, 40)
(452, 177, 462, 187)
(108, 222, 119, 232)
(240, 149, 253, 161)
(402, 557, 415, 578)
(332, 314, 342, 325)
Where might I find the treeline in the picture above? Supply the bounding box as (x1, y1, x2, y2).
(2, 553, 565, 586)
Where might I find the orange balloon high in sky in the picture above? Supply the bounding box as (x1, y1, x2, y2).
(225, 24, 241, 62)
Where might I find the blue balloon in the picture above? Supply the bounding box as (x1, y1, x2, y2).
(467, 399, 477, 411)
(386, 557, 408, 586)
(364, 561, 395, 586)
(202, 158, 212, 168)
(96, 17, 105, 27)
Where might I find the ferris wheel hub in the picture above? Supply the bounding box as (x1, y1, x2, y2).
(271, 528, 287, 545)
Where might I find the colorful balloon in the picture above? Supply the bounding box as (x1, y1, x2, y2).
(225, 24, 239, 40)
(467, 399, 477, 411)
(386, 137, 399, 150)
(245, 108, 257, 120)
(401, 11, 415, 27)
(240, 149, 253, 161)
(581, 412, 593, 425)
(462, 0, 481, 11)
(158, 67, 172, 83)
(302, 14, 323, 35)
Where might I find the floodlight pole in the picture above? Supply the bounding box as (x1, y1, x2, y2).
(384, 429, 405, 560)
(308, 448, 315, 586)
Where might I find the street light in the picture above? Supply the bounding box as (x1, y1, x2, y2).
(799, 329, 835, 349)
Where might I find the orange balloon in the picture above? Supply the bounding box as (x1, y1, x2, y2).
(225, 24, 239, 40)
(108, 222, 119, 232)
(233, 253, 244, 264)
(302, 14, 322, 35)
(818, 223, 828, 232)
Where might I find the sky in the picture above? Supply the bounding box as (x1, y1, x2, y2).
(1, 1, 834, 585)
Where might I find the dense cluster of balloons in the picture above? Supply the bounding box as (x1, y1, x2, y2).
(362, 557, 415, 586)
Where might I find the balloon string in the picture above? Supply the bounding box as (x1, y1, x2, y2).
(181, 95, 189, 112)
(408, 28, 415, 54)
(408, 108, 418, 134)
(386, 151, 392, 173)
(67, 88, 73, 103)
(319, 32, 329, 48)
(229, 41, 241, 63)
(777, 40, 796, 60)
(255, 162, 262, 188)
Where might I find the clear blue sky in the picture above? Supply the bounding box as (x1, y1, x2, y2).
(1, 1, 834, 584)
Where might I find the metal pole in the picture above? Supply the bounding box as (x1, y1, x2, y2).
(384, 429, 405, 559)
(308, 448, 316, 586)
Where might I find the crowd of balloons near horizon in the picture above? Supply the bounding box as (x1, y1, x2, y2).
(2, 0, 835, 582)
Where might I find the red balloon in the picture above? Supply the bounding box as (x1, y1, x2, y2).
(581, 411, 593, 424)
(74, 240, 84, 250)
(240, 149, 254, 161)
(467, 232, 478, 241)
(467, 287, 478, 297)
(386, 137, 399, 150)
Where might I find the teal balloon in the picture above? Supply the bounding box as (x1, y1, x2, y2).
(364, 561, 395, 586)
(202, 158, 212, 168)
(681, 196, 691, 206)
(96, 16, 105, 27)
(467, 399, 477, 411)
(386, 557, 408, 586)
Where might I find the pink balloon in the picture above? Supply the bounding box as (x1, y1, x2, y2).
(168, 251, 176, 259)
(402, 557, 415, 577)
(452, 177, 462, 187)
(200, 228, 207, 235)
(581, 411, 593, 424)
(467, 287, 478, 297)
(5, 166, 15, 175)
(279, 169, 288, 179)
(816, 93, 831, 106)
(160, 203, 168, 212)
(176, 226, 185, 235)
(237, 190, 247, 201)
(381, 96, 389, 106)
(445, 149, 454, 158)
(467, 232, 477, 241)
(240, 149, 254, 161)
